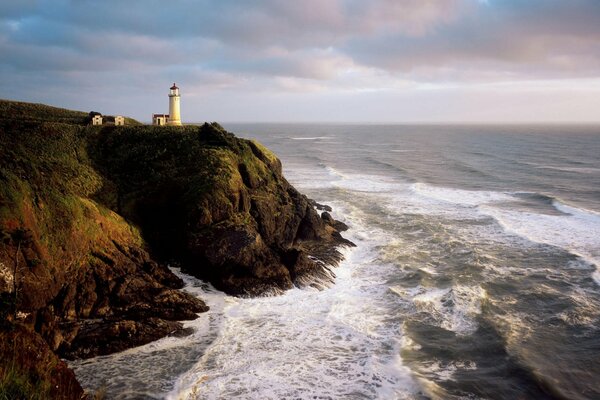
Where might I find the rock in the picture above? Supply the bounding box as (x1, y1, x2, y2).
(59, 318, 187, 359)
(333, 220, 349, 232)
(309, 199, 332, 212)
(0, 324, 84, 399)
(29, 240, 209, 359)
(321, 211, 334, 224)
(321, 211, 349, 232)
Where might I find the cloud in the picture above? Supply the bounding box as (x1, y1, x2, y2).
(3, 0, 600, 80)
(1, 0, 600, 121)
(344, 0, 600, 79)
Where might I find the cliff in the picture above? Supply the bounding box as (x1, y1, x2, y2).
(0, 100, 351, 398)
(91, 122, 352, 295)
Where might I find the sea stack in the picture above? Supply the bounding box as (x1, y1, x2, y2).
(167, 82, 182, 126)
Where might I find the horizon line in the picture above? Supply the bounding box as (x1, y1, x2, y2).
(187, 121, 600, 126)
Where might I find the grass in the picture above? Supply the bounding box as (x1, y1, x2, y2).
(0, 99, 89, 125)
(0, 322, 84, 400)
(0, 99, 142, 126)
(0, 107, 148, 322)
(0, 119, 107, 263)
(0, 361, 53, 400)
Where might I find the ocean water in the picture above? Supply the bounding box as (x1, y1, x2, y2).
(70, 124, 600, 399)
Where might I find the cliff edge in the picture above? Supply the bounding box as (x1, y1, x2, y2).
(0, 100, 351, 398)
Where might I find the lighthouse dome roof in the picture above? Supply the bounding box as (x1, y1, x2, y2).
(170, 83, 178, 90)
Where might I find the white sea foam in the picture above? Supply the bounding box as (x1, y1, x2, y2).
(594, 270, 600, 287)
(322, 166, 400, 194)
(301, 166, 600, 289)
(289, 136, 336, 140)
(387, 180, 600, 286)
(281, 163, 346, 190)
(480, 200, 600, 286)
(419, 359, 477, 382)
(333, 174, 401, 193)
(168, 208, 420, 400)
(408, 285, 486, 336)
(373, 184, 498, 224)
(554, 200, 600, 218)
(410, 182, 513, 207)
(532, 165, 600, 174)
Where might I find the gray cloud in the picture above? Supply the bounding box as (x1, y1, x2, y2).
(3, 1, 600, 79)
(1, 0, 600, 121)
(344, 0, 600, 79)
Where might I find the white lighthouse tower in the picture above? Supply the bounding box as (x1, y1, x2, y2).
(167, 83, 182, 126)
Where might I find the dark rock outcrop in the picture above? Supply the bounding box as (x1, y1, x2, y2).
(34, 244, 208, 359)
(321, 211, 350, 232)
(310, 199, 333, 212)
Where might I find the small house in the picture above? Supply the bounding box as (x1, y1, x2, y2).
(115, 116, 125, 126)
(153, 114, 169, 126)
(92, 114, 103, 125)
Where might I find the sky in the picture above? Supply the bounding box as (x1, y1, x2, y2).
(1, 0, 600, 123)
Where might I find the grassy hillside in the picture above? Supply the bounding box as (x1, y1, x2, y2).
(0, 99, 89, 125)
(0, 99, 142, 126)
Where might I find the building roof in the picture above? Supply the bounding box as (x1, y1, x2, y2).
(170, 83, 178, 90)
(153, 114, 169, 118)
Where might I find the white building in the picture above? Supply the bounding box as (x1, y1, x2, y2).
(92, 114, 103, 125)
(115, 115, 125, 126)
(152, 114, 169, 126)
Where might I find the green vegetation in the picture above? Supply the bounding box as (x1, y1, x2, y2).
(0, 99, 89, 125)
(0, 99, 142, 126)
(0, 119, 141, 274)
(123, 116, 142, 126)
(0, 323, 82, 400)
(88, 121, 280, 259)
(0, 99, 285, 280)
(0, 360, 53, 400)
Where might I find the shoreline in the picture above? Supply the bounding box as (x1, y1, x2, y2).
(69, 202, 355, 398)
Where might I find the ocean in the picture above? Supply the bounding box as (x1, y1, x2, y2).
(71, 124, 600, 399)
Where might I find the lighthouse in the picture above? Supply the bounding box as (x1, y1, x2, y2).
(167, 83, 182, 126)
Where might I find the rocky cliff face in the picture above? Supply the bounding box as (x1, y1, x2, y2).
(91, 123, 352, 296)
(0, 100, 351, 398)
